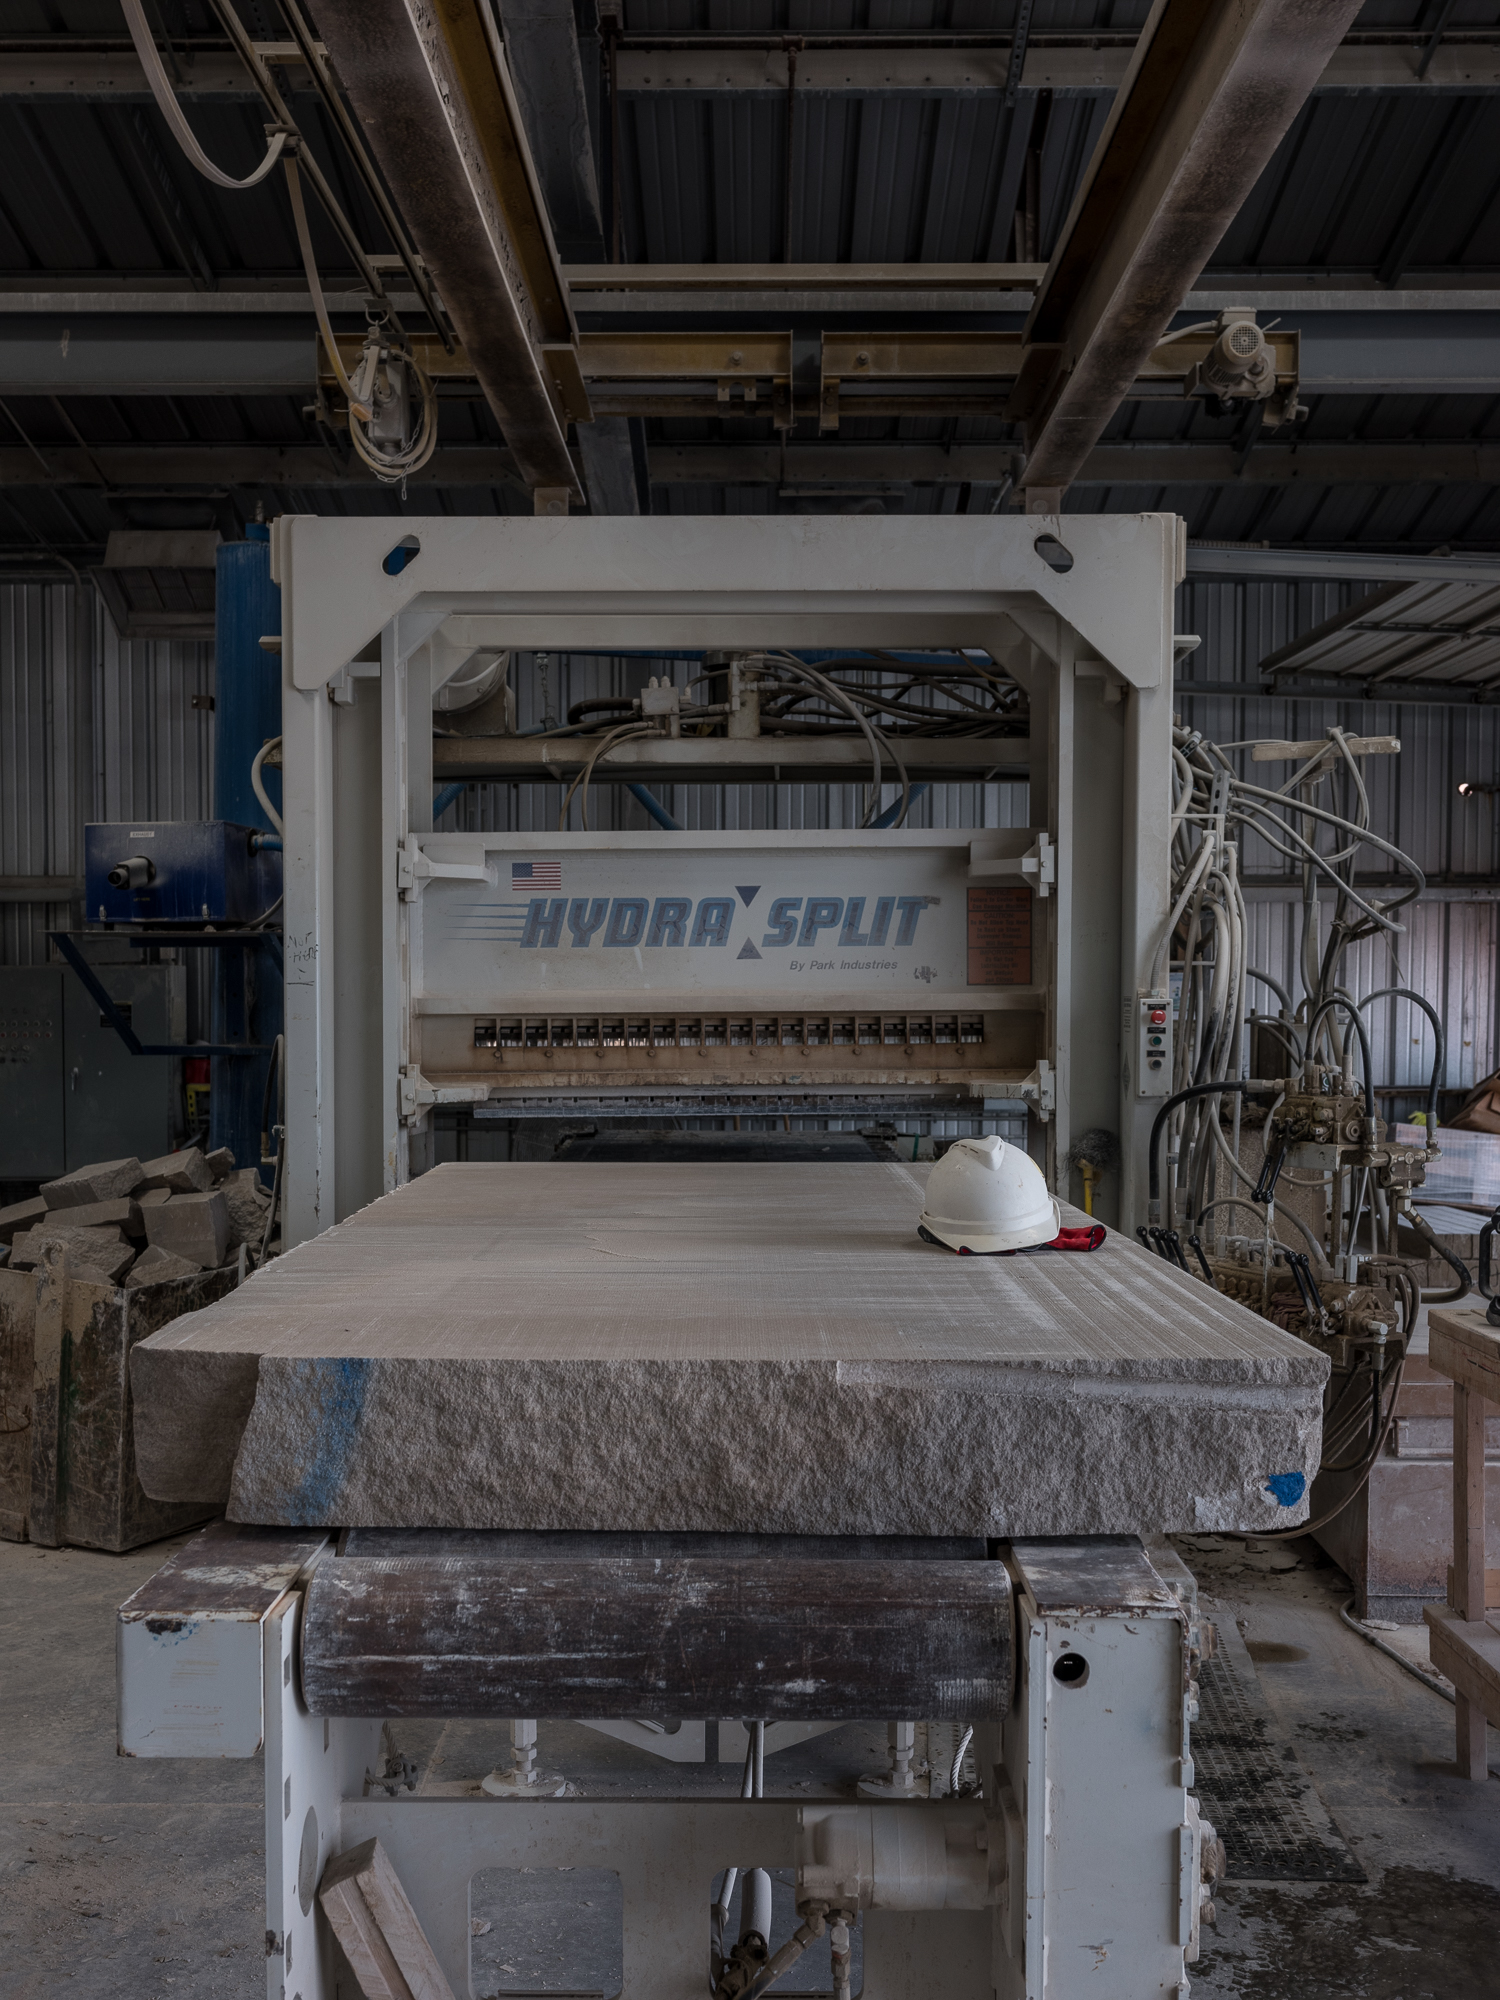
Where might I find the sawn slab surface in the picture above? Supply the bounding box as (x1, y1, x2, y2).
(130, 1163, 1328, 1535)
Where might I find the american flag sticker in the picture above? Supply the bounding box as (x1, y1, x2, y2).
(512, 860, 562, 890)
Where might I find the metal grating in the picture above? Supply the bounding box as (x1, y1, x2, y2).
(1191, 1622, 1365, 1884)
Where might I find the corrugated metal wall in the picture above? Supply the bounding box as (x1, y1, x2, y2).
(0, 582, 215, 1031)
(1176, 575, 1500, 1102)
(1177, 577, 1500, 887)
(5, 576, 1496, 1101)
(439, 648, 1032, 837)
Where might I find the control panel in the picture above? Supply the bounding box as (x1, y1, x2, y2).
(1135, 987, 1172, 1098)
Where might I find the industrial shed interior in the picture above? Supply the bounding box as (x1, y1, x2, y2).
(4, 2, 1500, 1997)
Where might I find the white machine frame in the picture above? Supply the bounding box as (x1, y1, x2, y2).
(113, 515, 1225, 1995)
(118, 1530, 1215, 2000)
(271, 513, 1182, 1246)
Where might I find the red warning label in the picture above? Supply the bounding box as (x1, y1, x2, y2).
(967, 887, 1032, 986)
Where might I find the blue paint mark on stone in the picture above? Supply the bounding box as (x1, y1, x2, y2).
(1265, 1471, 1307, 1507)
(279, 1356, 374, 1521)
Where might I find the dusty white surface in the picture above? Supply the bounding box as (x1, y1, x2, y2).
(131, 1162, 1327, 1534)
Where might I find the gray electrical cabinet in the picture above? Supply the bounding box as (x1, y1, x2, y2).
(0, 955, 187, 1183)
(0, 969, 67, 1180)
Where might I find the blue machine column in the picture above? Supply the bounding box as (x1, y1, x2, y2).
(212, 524, 283, 1179)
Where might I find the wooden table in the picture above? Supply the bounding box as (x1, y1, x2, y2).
(1424, 1309, 1500, 1779)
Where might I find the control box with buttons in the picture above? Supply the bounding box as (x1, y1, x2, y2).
(1136, 987, 1172, 1098)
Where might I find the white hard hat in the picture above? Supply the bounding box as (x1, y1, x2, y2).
(917, 1135, 1060, 1254)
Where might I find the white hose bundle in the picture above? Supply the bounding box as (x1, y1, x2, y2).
(121, 0, 290, 189)
(283, 157, 438, 484)
(1156, 725, 1425, 1249)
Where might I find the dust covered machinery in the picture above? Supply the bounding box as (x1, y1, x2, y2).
(1142, 717, 1479, 1592)
(111, 510, 1314, 2000)
(271, 512, 1184, 1243)
(408, 825, 1051, 1122)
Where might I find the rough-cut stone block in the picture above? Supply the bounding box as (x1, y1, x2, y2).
(131, 1164, 1330, 1538)
(41, 1158, 144, 1210)
(205, 1148, 236, 1181)
(12, 1221, 126, 1259)
(0, 1195, 47, 1244)
(143, 1191, 229, 1270)
(221, 1171, 270, 1249)
(137, 1188, 173, 1210)
(125, 1244, 207, 1289)
(140, 1148, 214, 1194)
(53, 1196, 143, 1237)
(10, 1227, 135, 1284)
(0, 1264, 232, 1552)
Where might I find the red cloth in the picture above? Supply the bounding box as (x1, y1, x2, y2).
(954, 1224, 1107, 1256)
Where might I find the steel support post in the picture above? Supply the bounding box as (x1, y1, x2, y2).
(281, 664, 337, 1246)
(1119, 663, 1175, 1234)
(330, 671, 386, 1222)
(1064, 658, 1128, 1229)
(380, 632, 411, 1197)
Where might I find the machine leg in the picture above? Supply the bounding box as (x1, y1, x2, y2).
(1455, 1694, 1490, 1783)
(121, 1534, 1204, 2000)
(263, 1593, 380, 2000)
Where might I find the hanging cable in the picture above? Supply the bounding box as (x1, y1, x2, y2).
(251, 737, 285, 838)
(284, 155, 438, 481)
(558, 724, 655, 830)
(122, 0, 291, 188)
(128, 0, 436, 480)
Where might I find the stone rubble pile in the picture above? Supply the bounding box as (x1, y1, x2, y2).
(0, 1147, 274, 1290)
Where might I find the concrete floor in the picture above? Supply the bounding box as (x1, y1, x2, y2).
(1, 1532, 264, 2000)
(3, 1531, 1497, 1999)
(1188, 1549, 1500, 1999)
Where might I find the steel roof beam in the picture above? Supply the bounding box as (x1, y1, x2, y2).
(302, 0, 580, 496)
(496, 0, 604, 263)
(609, 43, 1500, 94)
(1185, 546, 1500, 585)
(15, 312, 1500, 399)
(9, 40, 1498, 96)
(7, 277, 1500, 317)
(2, 438, 1497, 489)
(1010, 0, 1368, 509)
(493, 0, 638, 513)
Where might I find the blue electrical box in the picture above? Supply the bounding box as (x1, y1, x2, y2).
(85, 821, 281, 925)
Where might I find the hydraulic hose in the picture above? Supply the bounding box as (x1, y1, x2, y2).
(1302, 998, 1376, 1118)
(627, 783, 682, 831)
(1404, 1206, 1471, 1304)
(250, 737, 284, 838)
(1245, 966, 1296, 1017)
(1149, 1080, 1276, 1224)
(568, 696, 636, 725)
(1353, 985, 1445, 1127)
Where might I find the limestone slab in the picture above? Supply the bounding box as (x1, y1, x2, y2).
(220, 1170, 270, 1249)
(140, 1147, 214, 1194)
(126, 1245, 205, 1289)
(130, 1163, 1330, 1537)
(11, 1225, 135, 1284)
(144, 1191, 229, 1270)
(54, 1196, 144, 1237)
(41, 1158, 143, 1209)
(0, 1195, 48, 1243)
